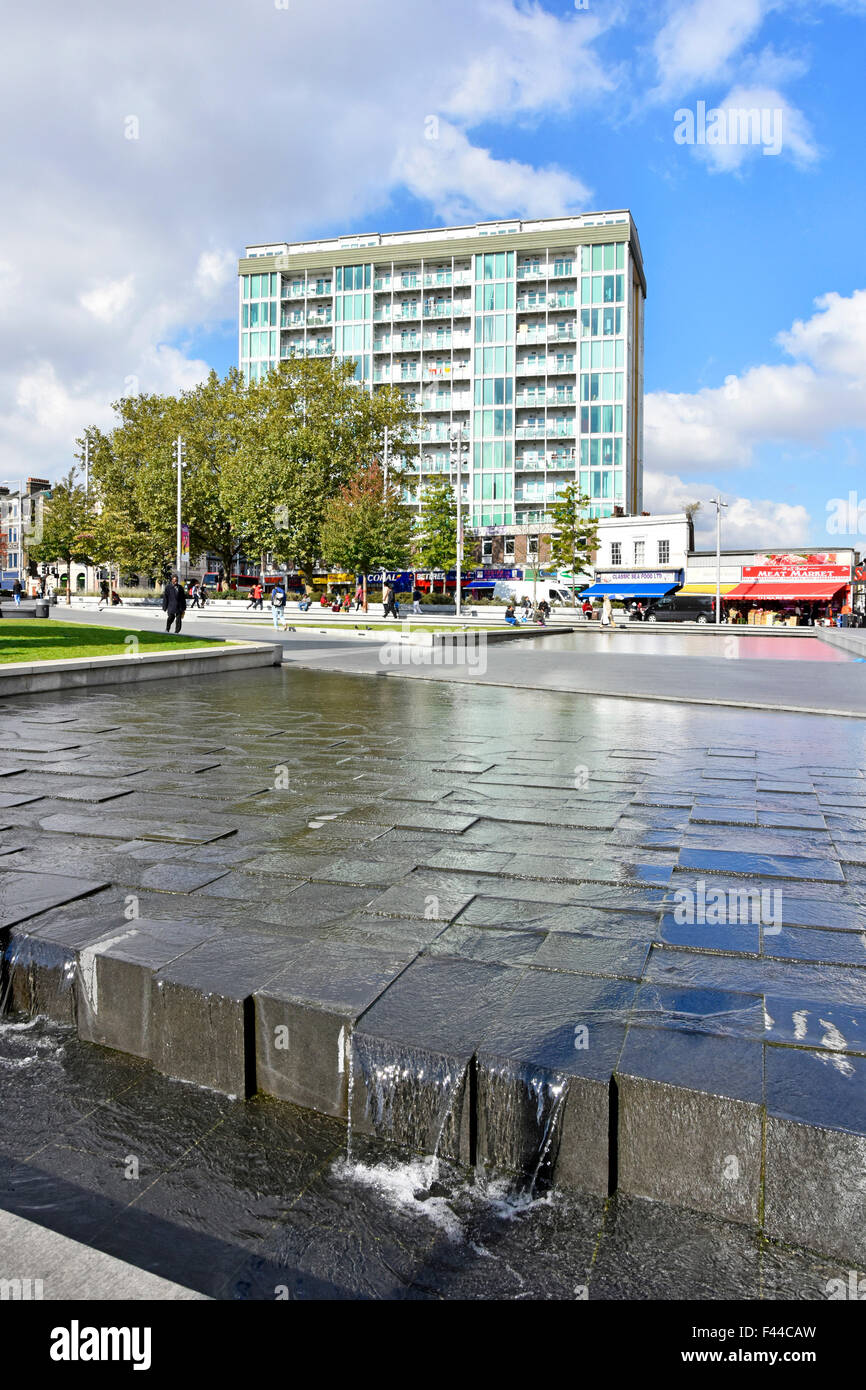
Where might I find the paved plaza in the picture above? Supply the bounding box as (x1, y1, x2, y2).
(2, 659, 866, 1294)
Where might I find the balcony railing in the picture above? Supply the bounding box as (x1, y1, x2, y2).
(281, 283, 305, 299)
(423, 303, 452, 317)
(452, 299, 471, 315)
(548, 360, 576, 374)
(516, 329, 548, 345)
(281, 315, 304, 328)
(547, 420, 576, 436)
(393, 336, 422, 352)
(516, 359, 547, 374)
(392, 305, 421, 321)
(517, 266, 546, 280)
(306, 283, 332, 297)
(424, 272, 452, 287)
(423, 334, 452, 349)
(373, 339, 391, 353)
(549, 264, 576, 278)
(306, 311, 332, 326)
(515, 425, 546, 440)
(548, 324, 577, 340)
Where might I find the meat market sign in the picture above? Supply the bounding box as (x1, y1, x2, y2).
(743, 564, 850, 581)
(744, 552, 850, 582)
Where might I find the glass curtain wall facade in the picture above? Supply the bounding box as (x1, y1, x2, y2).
(238, 214, 645, 527)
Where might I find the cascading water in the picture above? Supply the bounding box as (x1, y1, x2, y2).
(476, 1058, 570, 1198)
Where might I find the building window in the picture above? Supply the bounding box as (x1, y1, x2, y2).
(482, 539, 493, 561)
(528, 536, 539, 558)
(658, 539, 670, 565)
(634, 541, 645, 564)
(611, 542, 621, 565)
(504, 536, 515, 560)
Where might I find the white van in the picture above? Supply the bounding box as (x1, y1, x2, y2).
(493, 580, 576, 607)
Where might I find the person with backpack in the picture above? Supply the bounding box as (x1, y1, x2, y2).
(12, 578, 22, 607)
(270, 580, 287, 630)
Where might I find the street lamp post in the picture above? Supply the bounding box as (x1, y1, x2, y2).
(708, 496, 728, 625)
(449, 425, 469, 618)
(175, 435, 185, 577)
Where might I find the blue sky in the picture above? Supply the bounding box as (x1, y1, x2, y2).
(2, 0, 865, 550)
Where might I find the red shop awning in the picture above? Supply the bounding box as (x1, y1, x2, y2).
(724, 581, 847, 602)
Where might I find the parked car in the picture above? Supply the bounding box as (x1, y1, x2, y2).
(645, 593, 720, 624)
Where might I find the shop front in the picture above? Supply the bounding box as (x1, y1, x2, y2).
(722, 554, 852, 626)
(580, 567, 684, 606)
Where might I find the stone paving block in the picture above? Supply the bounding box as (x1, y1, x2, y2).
(764, 1047, 866, 1265)
(254, 941, 411, 1116)
(150, 929, 307, 1095)
(77, 918, 224, 1057)
(529, 931, 652, 981)
(0, 869, 109, 932)
(476, 971, 637, 1194)
(678, 846, 844, 882)
(363, 874, 476, 923)
(351, 956, 522, 1161)
(616, 1028, 764, 1224)
(38, 813, 237, 844)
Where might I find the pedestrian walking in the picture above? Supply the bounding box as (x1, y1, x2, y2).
(582, 598, 593, 621)
(601, 594, 613, 628)
(382, 581, 399, 620)
(12, 578, 22, 607)
(270, 580, 287, 630)
(162, 573, 187, 634)
(247, 581, 264, 611)
(353, 582, 364, 612)
(412, 586, 423, 616)
(98, 579, 110, 610)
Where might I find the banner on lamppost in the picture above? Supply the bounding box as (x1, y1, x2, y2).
(180, 525, 190, 561)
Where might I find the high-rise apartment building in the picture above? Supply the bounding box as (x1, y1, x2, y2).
(238, 212, 645, 528)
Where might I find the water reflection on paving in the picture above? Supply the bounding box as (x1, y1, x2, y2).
(1, 669, 866, 1285)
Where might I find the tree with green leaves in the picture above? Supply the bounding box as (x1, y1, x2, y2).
(28, 469, 95, 604)
(219, 359, 416, 587)
(546, 482, 599, 607)
(413, 478, 475, 594)
(319, 463, 412, 611)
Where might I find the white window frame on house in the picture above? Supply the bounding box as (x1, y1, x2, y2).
(503, 536, 515, 560)
(634, 540, 645, 564)
(482, 539, 494, 561)
(658, 539, 670, 564)
(611, 541, 622, 565)
(528, 536, 539, 557)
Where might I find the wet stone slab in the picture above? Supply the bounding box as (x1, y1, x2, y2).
(350, 956, 523, 1162)
(254, 941, 411, 1117)
(4, 677, 866, 1268)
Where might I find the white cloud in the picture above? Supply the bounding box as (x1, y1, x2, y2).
(644, 469, 811, 548)
(646, 289, 866, 474)
(653, 0, 772, 95)
(79, 275, 135, 322)
(686, 86, 818, 171)
(395, 121, 591, 223)
(194, 250, 236, 298)
(0, 0, 611, 479)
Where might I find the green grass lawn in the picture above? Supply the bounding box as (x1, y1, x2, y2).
(0, 620, 228, 664)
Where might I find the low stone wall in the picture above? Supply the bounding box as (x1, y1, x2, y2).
(816, 626, 866, 657)
(0, 642, 281, 697)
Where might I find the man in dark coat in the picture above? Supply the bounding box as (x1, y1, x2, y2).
(162, 574, 187, 634)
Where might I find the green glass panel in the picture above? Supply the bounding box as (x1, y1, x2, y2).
(616, 243, 625, 269)
(603, 244, 614, 271)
